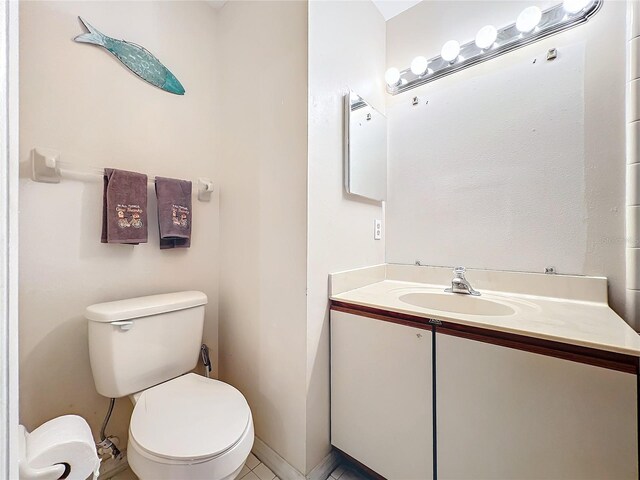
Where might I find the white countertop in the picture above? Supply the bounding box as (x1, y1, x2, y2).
(330, 265, 640, 357)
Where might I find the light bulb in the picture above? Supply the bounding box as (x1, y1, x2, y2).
(441, 40, 460, 63)
(516, 6, 542, 33)
(385, 67, 401, 87)
(563, 0, 589, 13)
(475, 25, 497, 50)
(410, 56, 429, 76)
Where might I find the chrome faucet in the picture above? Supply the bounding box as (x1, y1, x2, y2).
(445, 266, 480, 296)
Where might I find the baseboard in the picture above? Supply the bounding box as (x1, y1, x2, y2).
(252, 437, 339, 480)
(252, 437, 305, 480)
(306, 449, 340, 480)
(96, 438, 339, 480)
(98, 450, 129, 479)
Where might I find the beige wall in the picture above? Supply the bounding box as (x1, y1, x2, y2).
(20, 1, 314, 474)
(307, 0, 386, 471)
(19, 1, 219, 447)
(385, 1, 628, 319)
(216, 1, 386, 473)
(215, 1, 310, 474)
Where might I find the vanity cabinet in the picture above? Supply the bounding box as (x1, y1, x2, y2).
(330, 310, 433, 480)
(437, 333, 638, 479)
(331, 304, 638, 480)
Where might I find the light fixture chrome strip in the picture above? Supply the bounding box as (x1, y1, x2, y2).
(386, 0, 602, 95)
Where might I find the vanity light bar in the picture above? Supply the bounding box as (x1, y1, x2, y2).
(386, 0, 602, 95)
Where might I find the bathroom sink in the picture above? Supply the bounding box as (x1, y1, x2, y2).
(399, 292, 515, 316)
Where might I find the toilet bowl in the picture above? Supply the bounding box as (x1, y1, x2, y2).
(85, 292, 255, 480)
(126, 373, 254, 480)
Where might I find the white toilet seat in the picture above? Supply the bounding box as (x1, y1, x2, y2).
(128, 417, 254, 480)
(127, 373, 254, 480)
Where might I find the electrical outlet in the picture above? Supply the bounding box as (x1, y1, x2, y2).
(374, 219, 382, 240)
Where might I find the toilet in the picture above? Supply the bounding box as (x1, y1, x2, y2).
(85, 291, 254, 480)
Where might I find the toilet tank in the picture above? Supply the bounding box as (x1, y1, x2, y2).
(85, 291, 208, 398)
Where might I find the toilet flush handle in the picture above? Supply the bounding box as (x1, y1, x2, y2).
(111, 321, 133, 331)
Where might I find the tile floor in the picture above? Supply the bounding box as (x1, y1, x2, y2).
(108, 451, 371, 480)
(237, 452, 280, 480)
(328, 462, 372, 480)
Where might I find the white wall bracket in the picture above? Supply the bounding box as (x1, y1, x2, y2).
(197, 178, 214, 202)
(31, 147, 61, 183)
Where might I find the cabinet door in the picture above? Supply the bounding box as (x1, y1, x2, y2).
(437, 333, 638, 480)
(331, 311, 433, 479)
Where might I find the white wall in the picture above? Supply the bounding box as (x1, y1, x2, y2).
(307, 0, 386, 471)
(19, 1, 219, 447)
(1, 1, 20, 477)
(214, 1, 310, 474)
(385, 1, 628, 317)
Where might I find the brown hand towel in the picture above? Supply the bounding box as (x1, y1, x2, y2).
(155, 177, 192, 249)
(101, 168, 148, 244)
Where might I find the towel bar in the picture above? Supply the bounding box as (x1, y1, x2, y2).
(31, 147, 214, 202)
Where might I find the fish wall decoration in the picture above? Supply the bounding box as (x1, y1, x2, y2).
(74, 17, 185, 95)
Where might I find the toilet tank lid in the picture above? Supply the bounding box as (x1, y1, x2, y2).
(85, 291, 208, 323)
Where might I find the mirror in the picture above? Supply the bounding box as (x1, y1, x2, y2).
(344, 91, 387, 201)
(386, 44, 589, 275)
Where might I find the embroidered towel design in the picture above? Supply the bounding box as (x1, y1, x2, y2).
(101, 168, 148, 244)
(155, 177, 192, 249)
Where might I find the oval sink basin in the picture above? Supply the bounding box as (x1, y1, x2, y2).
(399, 292, 515, 316)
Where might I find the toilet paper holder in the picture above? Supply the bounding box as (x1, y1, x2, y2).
(19, 459, 68, 480)
(18, 416, 100, 480)
(18, 425, 70, 480)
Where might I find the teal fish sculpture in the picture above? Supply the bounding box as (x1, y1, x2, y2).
(74, 17, 185, 95)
